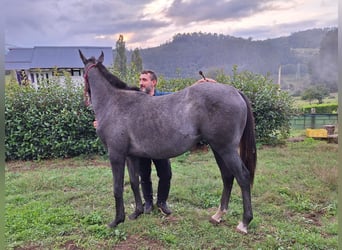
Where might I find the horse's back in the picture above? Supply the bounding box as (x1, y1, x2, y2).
(155, 82, 243, 107)
(183, 82, 247, 119)
(150, 82, 247, 128)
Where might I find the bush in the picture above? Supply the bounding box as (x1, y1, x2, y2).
(6, 66, 294, 160)
(302, 103, 338, 114)
(5, 77, 105, 161)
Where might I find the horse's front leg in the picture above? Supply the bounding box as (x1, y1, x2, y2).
(126, 156, 143, 220)
(108, 155, 126, 228)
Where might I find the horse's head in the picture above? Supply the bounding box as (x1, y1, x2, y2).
(79, 50, 140, 106)
(79, 50, 105, 106)
(79, 49, 104, 66)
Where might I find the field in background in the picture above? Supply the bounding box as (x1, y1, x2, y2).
(5, 139, 337, 249)
(293, 92, 338, 107)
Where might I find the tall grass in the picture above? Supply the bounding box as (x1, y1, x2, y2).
(5, 139, 337, 249)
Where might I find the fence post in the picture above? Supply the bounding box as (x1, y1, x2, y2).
(310, 108, 316, 128)
(310, 114, 316, 128)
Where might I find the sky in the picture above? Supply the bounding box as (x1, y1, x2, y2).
(4, 0, 337, 50)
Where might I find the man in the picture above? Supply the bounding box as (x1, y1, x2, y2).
(138, 70, 172, 215)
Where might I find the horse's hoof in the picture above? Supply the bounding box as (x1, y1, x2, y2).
(107, 221, 117, 228)
(107, 219, 124, 228)
(210, 208, 226, 225)
(209, 217, 221, 225)
(236, 221, 248, 234)
(128, 210, 143, 220)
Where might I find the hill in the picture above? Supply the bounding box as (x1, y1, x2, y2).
(122, 28, 337, 92)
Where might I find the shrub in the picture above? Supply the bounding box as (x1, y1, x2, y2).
(302, 103, 338, 114)
(5, 77, 105, 161)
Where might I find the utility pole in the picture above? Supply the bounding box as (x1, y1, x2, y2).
(277, 65, 281, 90)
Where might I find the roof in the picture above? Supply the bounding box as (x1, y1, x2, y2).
(5, 46, 113, 70)
(5, 48, 33, 70)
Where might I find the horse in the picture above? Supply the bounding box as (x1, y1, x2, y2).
(79, 50, 257, 234)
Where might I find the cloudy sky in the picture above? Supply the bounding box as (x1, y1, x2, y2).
(5, 0, 337, 50)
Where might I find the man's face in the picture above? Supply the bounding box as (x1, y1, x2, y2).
(139, 73, 156, 95)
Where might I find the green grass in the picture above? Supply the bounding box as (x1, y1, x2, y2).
(5, 139, 338, 249)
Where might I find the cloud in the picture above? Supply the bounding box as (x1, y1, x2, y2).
(165, 0, 295, 24)
(4, 0, 159, 47)
(4, 0, 338, 49)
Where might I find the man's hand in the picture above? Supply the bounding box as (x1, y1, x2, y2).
(195, 78, 217, 84)
(93, 120, 98, 129)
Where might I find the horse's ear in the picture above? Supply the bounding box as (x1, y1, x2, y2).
(79, 49, 87, 65)
(98, 51, 104, 63)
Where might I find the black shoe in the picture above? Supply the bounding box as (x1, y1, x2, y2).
(144, 201, 153, 214)
(157, 201, 172, 215)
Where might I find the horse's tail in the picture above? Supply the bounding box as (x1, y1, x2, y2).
(239, 91, 257, 186)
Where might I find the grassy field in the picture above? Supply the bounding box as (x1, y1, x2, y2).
(5, 138, 338, 249)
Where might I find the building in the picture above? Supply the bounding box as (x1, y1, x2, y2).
(5, 46, 113, 87)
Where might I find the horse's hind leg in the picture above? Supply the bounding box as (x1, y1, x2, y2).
(210, 150, 234, 224)
(126, 157, 143, 220)
(212, 148, 253, 234)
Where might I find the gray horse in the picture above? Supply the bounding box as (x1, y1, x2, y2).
(79, 50, 257, 234)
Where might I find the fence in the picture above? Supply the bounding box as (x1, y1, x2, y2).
(290, 114, 338, 130)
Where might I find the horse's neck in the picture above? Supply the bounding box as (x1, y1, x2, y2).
(89, 73, 114, 119)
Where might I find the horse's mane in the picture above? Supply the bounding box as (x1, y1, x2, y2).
(96, 62, 140, 91)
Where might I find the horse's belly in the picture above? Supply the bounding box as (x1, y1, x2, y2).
(129, 133, 200, 159)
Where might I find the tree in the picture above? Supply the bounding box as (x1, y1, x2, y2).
(301, 85, 330, 104)
(120, 48, 144, 86)
(131, 48, 143, 73)
(114, 34, 127, 77)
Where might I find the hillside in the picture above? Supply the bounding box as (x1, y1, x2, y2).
(122, 28, 337, 92)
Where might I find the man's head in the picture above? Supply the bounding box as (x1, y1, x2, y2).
(139, 70, 157, 96)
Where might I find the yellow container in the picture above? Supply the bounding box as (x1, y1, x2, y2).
(306, 129, 328, 138)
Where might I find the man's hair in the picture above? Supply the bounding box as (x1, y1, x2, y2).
(141, 70, 157, 81)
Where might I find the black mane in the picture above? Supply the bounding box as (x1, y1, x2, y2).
(96, 62, 140, 91)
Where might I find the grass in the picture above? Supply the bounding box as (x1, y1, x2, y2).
(5, 138, 338, 249)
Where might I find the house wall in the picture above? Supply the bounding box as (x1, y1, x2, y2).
(18, 68, 85, 88)
(13, 69, 32, 86)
